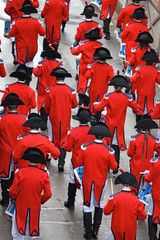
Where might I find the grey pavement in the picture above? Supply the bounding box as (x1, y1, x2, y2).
(0, 0, 160, 239)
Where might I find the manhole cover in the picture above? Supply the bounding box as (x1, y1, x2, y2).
(40, 208, 72, 224)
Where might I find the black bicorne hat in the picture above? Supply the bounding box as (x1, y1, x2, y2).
(134, 118, 158, 130)
(72, 107, 93, 122)
(19, 0, 38, 14)
(10, 64, 31, 81)
(129, 7, 148, 19)
(50, 67, 72, 78)
(22, 116, 47, 130)
(92, 47, 113, 60)
(109, 75, 129, 88)
(21, 147, 46, 165)
(80, 5, 97, 17)
(115, 172, 139, 189)
(41, 45, 61, 59)
(135, 31, 153, 44)
(141, 49, 160, 63)
(84, 27, 101, 40)
(88, 122, 112, 137)
(1, 93, 24, 106)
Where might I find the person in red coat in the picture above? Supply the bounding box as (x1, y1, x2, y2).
(104, 172, 147, 240)
(130, 49, 160, 123)
(61, 0, 70, 32)
(0, 58, 6, 77)
(63, 107, 94, 210)
(100, 0, 118, 40)
(33, 45, 62, 113)
(127, 117, 160, 192)
(1, 64, 36, 116)
(41, 0, 68, 49)
(13, 114, 60, 170)
(9, 1, 46, 75)
(0, 94, 28, 206)
(144, 156, 160, 239)
(44, 67, 78, 172)
(85, 47, 114, 119)
(121, 7, 149, 63)
(10, 147, 52, 239)
(77, 122, 117, 239)
(71, 27, 103, 106)
(73, 5, 103, 47)
(93, 75, 142, 173)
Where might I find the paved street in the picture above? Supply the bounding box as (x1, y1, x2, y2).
(0, 0, 160, 239)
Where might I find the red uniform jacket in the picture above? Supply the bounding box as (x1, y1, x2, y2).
(63, 0, 70, 21)
(9, 166, 52, 236)
(77, 141, 117, 206)
(85, 61, 114, 114)
(0, 60, 6, 77)
(70, 40, 103, 94)
(104, 190, 147, 240)
(4, 0, 39, 22)
(2, 81, 36, 116)
(75, 20, 103, 42)
(41, 0, 68, 44)
(44, 83, 78, 148)
(0, 112, 28, 179)
(13, 131, 60, 169)
(130, 65, 160, 114)
(94, 92, 141, 150)
(145, 158, 160, 224)
(33, 59, 62, 112)
(64, 125, 94, 168)
(100, 0, 118, 20)
(117, 4, 147, 30)
(151, 98, 160, 119)
(9, 16, 46, 63)
(121, 21, 149, 61)
(127, 132, 160, 184)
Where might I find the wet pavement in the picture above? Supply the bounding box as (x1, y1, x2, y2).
(0, 0, 160, 239)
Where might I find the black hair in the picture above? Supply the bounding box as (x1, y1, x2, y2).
(95, 135, 103, 140)
(8, 105, 18, 111)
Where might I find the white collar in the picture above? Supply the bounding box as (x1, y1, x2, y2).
(94, 139, 103, 143)
(30, 130, 41, 133)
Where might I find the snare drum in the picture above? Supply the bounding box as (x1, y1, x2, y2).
(138, 182, 151, 205)
(4, 20, 11, 38)
(90, 0, 102, 14)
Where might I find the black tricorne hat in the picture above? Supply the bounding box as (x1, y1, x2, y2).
(80, 5, 97, 17)
(10, 64, 31, 81)
(115, 172, 139, 189)
(72, 107, 93, 122)
(21, 147, 46, 165)
(109, 75, 129, 88)
(84, 27, 101, 40)
(50, 67, 72, 78)
(1, 93, 24, 106)
(22, 117, 47, 130)
(41, 45, 61, 59)
(134, 118, 158, 130)
(88, 122, 112, 137)
(19, 0, 37, 14)
(141, 49, 160, 63)
(135, 31, 153, 44)
(92, 47, 113, 60)
(129, 7, 148, 19)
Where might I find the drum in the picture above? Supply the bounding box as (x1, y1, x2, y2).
(119, 42, 126, 58)
(5, 200, 15, 217)
(90, 0, 102, 14)
(74, 166, 84, 185)
(4, 20, 11, 38)
(138, 182, 152, 206)
(125, 64, 132, 78)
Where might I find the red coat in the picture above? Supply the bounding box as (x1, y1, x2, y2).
(41, 0, 68, 44)
(94, 92, 141, 150)
(103, 190, 147, 240)
(33, 59, 62, 112)
(151, 99, 160, 119)
(117, 4, 147, 30)
(9, 16, 46, 63)
(130, 65, 160, 114)
(13, 131, 60, 169)
(0, 113, 28, 179)
(77, 141, 117, 206)
(70, 40, 102, 94)
(121, 21, 149, 61)
(100, 0, 118, 20)
(64, 125, 94, 168)
(1, 81, 36, 116)
(127, 133, 160, 184)
(62, 0, 70, 21)
(75, 20, 103, 42)
(9, 166, 52, 236)
(145, 158, 160, 224)
(0, 60, 6, 77)
(44, 83, 78, 148)
(4, 0, 39, 22)
(85, 61, 114, 114)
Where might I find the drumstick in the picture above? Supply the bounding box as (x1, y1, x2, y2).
(111, 178, 114, 194)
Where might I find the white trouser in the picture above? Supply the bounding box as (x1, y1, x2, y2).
(47, 117, 53, 142)
(69, 162, 75, 184)
(148, 194, 153, 216)
(106, 229, 115, 240)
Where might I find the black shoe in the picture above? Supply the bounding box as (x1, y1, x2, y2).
(58, 165, 64, 172)
(0, 199, 9, 207)
(84, 233, 91, 240)
(104, 33, 110, 40)
(13, 60, 18, 65)
(64, 201, 74, 210)
(113, 168, 118, 174)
